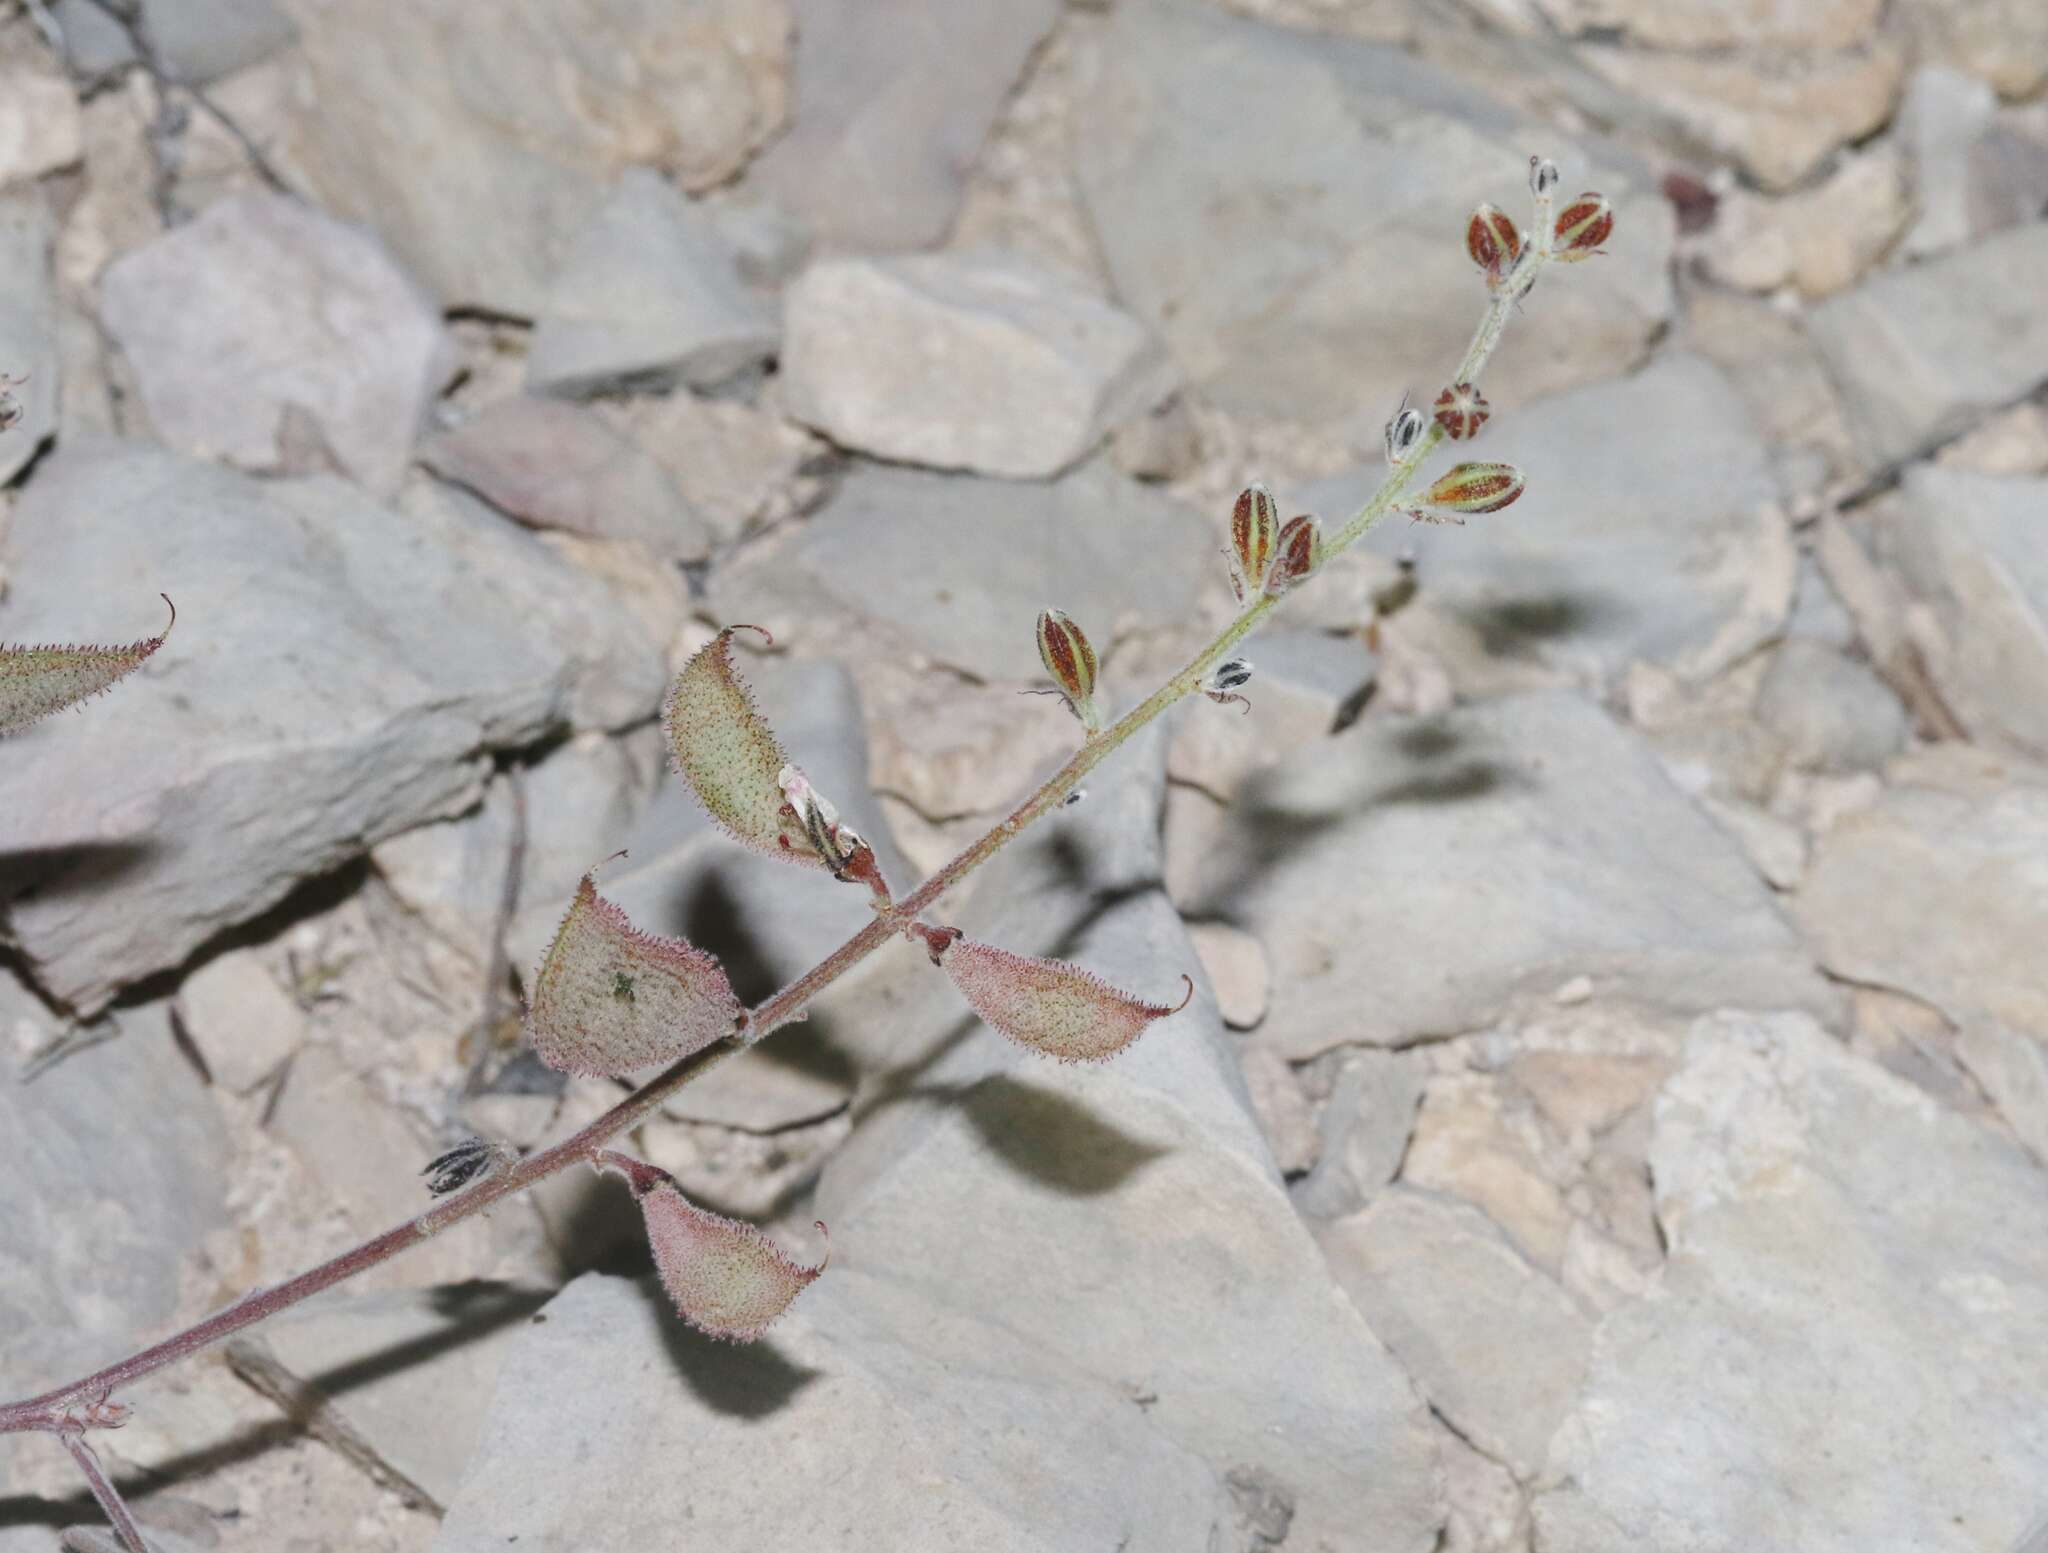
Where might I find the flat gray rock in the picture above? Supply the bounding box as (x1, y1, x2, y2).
(420, 396, 713, 561)
(1534, 1011, 2048, 1552)
(100, 193, 453, 497)
(1296, 353, 1795, 688)
(527, 169, 777, 398)
(1753, 639, 1907, 772)
(0, 442, 669, 1011)
(0, 195, 58, 486)
(743, 0, 1060, 252)
(1073, 0, 1673, 427)
(280, 0, 790, 315)
(51, 0, 294, 85)
(1878, 467, 2048, 758)
(780, 252, 1176, 479)
(709, 458, 1212, 680)
(1807, 220, 2048, 470)
(1183, 690, 1836, 1060)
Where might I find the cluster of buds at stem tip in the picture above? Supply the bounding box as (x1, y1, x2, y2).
(1227, 484, 1320, 600)
(1406, 461, 1527, 525)
(1036, 607, 1104, 736)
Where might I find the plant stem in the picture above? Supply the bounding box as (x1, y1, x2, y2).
(0, 235, 1555, 1443)
(61, 1433, 149, 1553)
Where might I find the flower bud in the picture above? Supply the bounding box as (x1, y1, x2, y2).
(1266, 515, 1321, 596)
(1465, 203, 1521, 285)
(1432, 382, 1490, 441)
(1423, 461, 1526, 518)
(1552, 192, 1614, 261)
(1229, 484, 1281, 603)
(1385, 405, 1428, 464)
(1036, 607, 1103, 735)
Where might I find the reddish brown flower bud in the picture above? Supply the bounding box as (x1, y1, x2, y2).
(1228, 484, 1281, 603)
(1552, 192, 1614, 262)
(1036, 607, 1103, 735)
(1421, 461, 1526, 520)
(1432, 382, 1490, 441)
(1466, 203, 1521, 285)
(1265, 514, 1322, 596)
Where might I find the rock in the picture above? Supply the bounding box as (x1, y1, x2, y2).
(1532, 0, 1880, 49)
(1877, 467, 2048, 756)
(226, 1282, 550, 1511)
(526, 170, 778, 399)
(1404, 1069, 1577, 1273)
(743, 0, 1061, 252)
(1798, 747, 2048, 1035)
(1075, 0, 1673, 426)
(1434, 1422, 1531, 1553)
(174, 947, 309, 1093)
(1321, 1186, 1593, 1478)
(99, 193, 453, 497)
(1807, 222, 2048, 470)
(1238, 1046, 1318, 1174)
(1111, 393, 1204, 483)
(1290, 1049, 1424, 1221)
(1753, 639, 1908, 772)
(50, 0, 294, 85)
(1955, 1021, 2048, 1165)
(1785, 554, 1857, 648)
(1533, 1011, 2048, 1551)
(0, 441, 668, 1011)
(1166, 630, 1371, 803)
(1181, 691, 1836, 1061)
(1576, 39, 1905, 191)
(708, 458, 1213, 681)
(1933, 401, 2048, 477)
(1185, 921, 1269, 1031)
(0, 981, 227, 1386)
(0, 195, 58, 486)
(1698, 793, 1807, 890)
(1893, 0, 2048, 100)
(1296, 354, 1795, 689)
(780, 253, 1176, 479)
(420, 397, 712, 561)
(1899, 66, 2000, 259)
(600, 392, 821, 547)
(280, 0, 791, 316)
(0, 59, 82, 188)
(1698, 148, 1909, 299)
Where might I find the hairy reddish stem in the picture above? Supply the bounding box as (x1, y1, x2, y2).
(61, 1432, 149, 1553)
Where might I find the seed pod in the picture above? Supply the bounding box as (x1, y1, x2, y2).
(1423, 461, 1526, 517)
(597, 1152, 825, 1342)
(1552, 192, 1614, 261)
(1229, 484, 1281, 602)
(526, 867, 742, 1076)
(1465, 203, 1521, 285)
(1432, 382, 1490, 441)
(1, 594, 175, 736)
(1036, 607, 1103, 735)
(1266, 514, 1321, 596)
(925, 932, 1193, 1063)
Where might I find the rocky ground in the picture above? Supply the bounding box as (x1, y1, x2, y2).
(2, 0, 2047, 1548)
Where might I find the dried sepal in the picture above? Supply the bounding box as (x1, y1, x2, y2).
(1203, 658, 1253, 714)
(778, 764, 888, 897)
(1465, 202, 1521, 286)
(1432, 382, 1490, 441)
(1265, 514, 1322, 596)
(525, 865, 742, 1077)
(596, 1151, 825, 1342)
(1385, 404, 1427, 465)
(663, 626, 837, 872)
(919, 928, 1194, 1063)
(0, 594, 175, 736)
(1423, 461, 1526, 517)
(1552, 192, 1614, 262)
(1228, 484, 1281, 603)
(421, 1137, 513, 1197)
(1035, 608, 1103, 736)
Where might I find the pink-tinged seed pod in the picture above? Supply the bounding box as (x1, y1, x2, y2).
(1265, 514, 1322, 596)
(1229, 484, 1281, 602)
(930, 933, 1193, 1063)
(1, 593, 174, 736)
(1465, 203, 1521, 285)
(526, 866, 742, 1077)
(1036, 607, 1103, 735)
(1552, 192, 1614, 261)
(1432, 382, 1490, 441)
(597, 1153, 825, 1342)
(1424, 461, 1526, 516)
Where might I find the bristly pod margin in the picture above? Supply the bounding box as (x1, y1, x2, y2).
(0, 594, 176, 736)
(913, 925, 1193, 1063)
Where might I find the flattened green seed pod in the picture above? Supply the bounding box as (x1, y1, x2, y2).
(0, 595, 175, 736)
(936, 934, 1192, 1063)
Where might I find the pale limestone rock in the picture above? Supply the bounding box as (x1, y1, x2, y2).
(1291, 1049, 1424, 1221)
(1753, 639, 1908, 772)
(174, 949, 309, 1093)
(0, 195, 57, 487)
(1186, 921, 1270, 1032)
(1238, 1045, 1319, 1174)
(0, 61, 82, 188)
(1698, 149, 1908, 299)
(1534, 0, 1881, 48)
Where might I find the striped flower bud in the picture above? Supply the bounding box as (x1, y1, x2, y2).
(1036, 607, 1103, 736)
(1229, 484, 1281, 603)
(1420, 461, 1526, 521)
(1465, 203, 1521, 285)
(1552, 192, 1614, 262)
(1266, 514, 1322, 596)
(1432, 382, 1489, 441)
